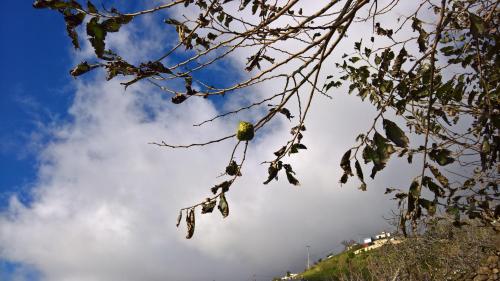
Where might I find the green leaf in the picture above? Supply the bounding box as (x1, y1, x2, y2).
(87, 0, 98, 13)
(102, 19, 122, 32)
(290, 143, 307, 154)
(370, 132, 395, 178)
(349, 56, 361, 63)
(217, 12, 225, 22)
(383, 119, 409, 148)
(87, 17, 105, 40)
(66, 25, 80, 49)
(429, 148, 454, 166)
(64, 11, 85, 27)
(101, 15, 133, 33)
(409, 180, 420, 198)
(419, 198, 436, 216)
(428, 165, 449, 188)
(251, 1, 258, 14)
(186, 208, 195, 239)
(354, 160, 366, 191)
(206, 32, 217, 41)
(63, 12, 86, 49)
(241, 0, 251, 10)
(407, 180, 420, 214)
(33, 0, 75, 9)
(391, 47, 408, 77)
(354, 40, 361, 51)
(69, 61, 99, 76)
(469, 13, 485, 37)
(224, 15, 233, 27)
(412, 17, 427, 53)
(33, 0, 54, 9)
(86, 17, 107, 57)
(468, 90, 477, 106)
(417, 31, 427, 53)
(218, 193, 229, 218)
(481, 138, 490, 154)
(362, 145, 375, 164)
(422, 176, 445, 198)
(143, 61, 172, 74)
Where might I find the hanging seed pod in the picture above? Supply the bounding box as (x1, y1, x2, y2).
(236, 121, 254, 141)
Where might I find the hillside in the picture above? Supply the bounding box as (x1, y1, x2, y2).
(282, 220, 499, 281)
(297, 249, 371, 281)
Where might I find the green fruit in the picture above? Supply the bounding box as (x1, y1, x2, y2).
(236, 121, 254, 141)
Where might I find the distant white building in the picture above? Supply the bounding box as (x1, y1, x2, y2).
(375, 232, 391, 240)
(363, 237, 372, 244)
(281, 273, 298, 280)
(354, 237, 402, 255)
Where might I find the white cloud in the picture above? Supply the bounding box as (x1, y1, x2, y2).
(0, 2, 431, 280)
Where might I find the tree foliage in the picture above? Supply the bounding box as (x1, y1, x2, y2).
(34, 0, 499, 238)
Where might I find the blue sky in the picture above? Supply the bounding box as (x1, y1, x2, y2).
(0, 1, 74, 278)
(0, 0, 74, 207)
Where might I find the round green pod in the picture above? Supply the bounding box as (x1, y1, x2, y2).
(236, 121, 254, 141)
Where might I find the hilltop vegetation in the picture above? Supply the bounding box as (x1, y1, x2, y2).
(292, 219, 498, 281)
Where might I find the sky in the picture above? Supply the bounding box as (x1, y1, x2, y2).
(0, 1, 423, 280)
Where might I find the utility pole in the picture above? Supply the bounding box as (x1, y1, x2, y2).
(306, 245, 311, 270)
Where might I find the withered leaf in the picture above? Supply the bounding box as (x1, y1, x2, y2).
(263, 161, 282, 184)
(211, 181, 231, 194)
(176, 210, 183, 227)
(225, 160, 241, 176)
(186, 208, 195, 239)
(218, 192, 229, 218)
(340, 149, 353, 176)
(383, 119, 409, 148)
(274, 146, 287, 157)
(279, 108, 294, 120)
(201, 199, 217, 214)
(283, 164, 299, 186)
(172, 94, 187, 104)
